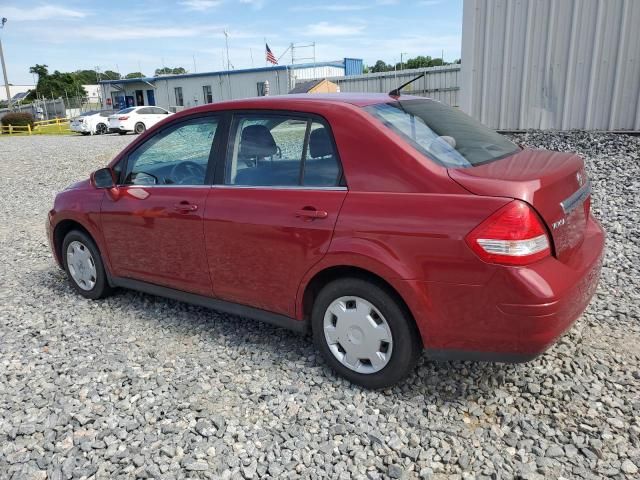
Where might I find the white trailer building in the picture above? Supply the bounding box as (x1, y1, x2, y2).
(99, 60, 362, 111)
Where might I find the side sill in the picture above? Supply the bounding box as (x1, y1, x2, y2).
(111, 277, 308, 334)
(425, 348, 540, 364)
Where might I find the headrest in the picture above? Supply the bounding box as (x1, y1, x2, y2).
(309, 127, 333, 158)
(239, 125, 277, 158)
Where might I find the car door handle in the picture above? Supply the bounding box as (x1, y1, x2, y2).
(174, 202, 198, 213)
(295, 208, 328, 219)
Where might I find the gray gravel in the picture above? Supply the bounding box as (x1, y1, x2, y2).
(0, 131, 639, 479)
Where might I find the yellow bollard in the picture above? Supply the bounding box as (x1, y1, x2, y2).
(27, 124, 31, 135)
(9, 125, 12, 136)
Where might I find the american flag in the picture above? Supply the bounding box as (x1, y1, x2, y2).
(265, 43, 278, 65)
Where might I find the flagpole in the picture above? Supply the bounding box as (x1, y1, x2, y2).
(264, 38, 267, 67)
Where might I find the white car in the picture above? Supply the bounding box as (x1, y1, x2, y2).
(70, 110, 114, 135)
(108, 106, 172, 135)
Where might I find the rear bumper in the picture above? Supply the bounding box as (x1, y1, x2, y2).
(70, 124, 91, 133)
(405, 216, 605, 360)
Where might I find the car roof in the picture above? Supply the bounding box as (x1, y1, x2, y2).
(205, 93, 425, 109)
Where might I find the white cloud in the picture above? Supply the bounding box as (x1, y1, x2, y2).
(178, 0, 222, 11)
(2, 4, 87, 21)
(68, 25, 224, 41)
(305, 22, 365, 37)
(291, 4, 370, 11)
(239, 0, 265, 10)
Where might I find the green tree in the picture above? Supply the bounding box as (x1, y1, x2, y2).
(29, 64, 87, 99)
(101, 70, 121, 80)
(154, 66, 188, 76)
(73, 69, 100, 84)
(370, 60, 392, 73)
(29, 64, 49, 80)
(125, 72, 145, 79)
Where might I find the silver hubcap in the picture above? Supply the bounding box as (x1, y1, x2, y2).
(323, 296, 393, 374)
(66, 241, 97, 291)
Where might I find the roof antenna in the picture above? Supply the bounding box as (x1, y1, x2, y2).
(389, 73, 425, 98)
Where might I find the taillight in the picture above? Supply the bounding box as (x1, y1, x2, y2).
(465, 200, 551, 266)
(118, 116, 129, 120)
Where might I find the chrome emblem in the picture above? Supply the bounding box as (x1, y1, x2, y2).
(576, 172, 585, 187)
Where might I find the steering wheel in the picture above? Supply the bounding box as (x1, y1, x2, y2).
(168, 161, 206, 185)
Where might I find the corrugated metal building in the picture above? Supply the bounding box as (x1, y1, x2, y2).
(461, 0, 640, 130)
(100, 59, 362, 111)
(326, 65, 461, 107)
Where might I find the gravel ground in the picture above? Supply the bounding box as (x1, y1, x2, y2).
(0, 131, 639, 480)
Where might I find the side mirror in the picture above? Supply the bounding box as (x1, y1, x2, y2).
(92, 168, 116, 189)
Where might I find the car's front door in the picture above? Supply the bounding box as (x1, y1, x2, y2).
(101, 115, 221, 296)
(204, 113, 347, 317)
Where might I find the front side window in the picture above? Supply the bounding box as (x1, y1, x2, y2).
(203, 85, 213, 103)
(174, 87, 184, 106)
(123, 117, 218, 186)
(364, 100, 519, 168)
(225, 114, 341, 187)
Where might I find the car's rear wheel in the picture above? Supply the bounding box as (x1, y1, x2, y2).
(62, 230, 112, 300)
(312, 277, 421, 389)
(95, 123, 107, 135)
(134, 122, 146, 134)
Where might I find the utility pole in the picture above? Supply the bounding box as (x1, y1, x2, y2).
(224, 30, 231, 71)
(400, 52, 408, 71)
(0, 18, 12, 110)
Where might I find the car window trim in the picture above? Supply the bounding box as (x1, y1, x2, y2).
(116, 112, 223, 187)
(214, 109, 346, 189)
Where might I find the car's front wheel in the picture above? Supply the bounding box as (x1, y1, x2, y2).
(134, 122, 146, 134)
(62, 230, 112, 300)
(312, 277, 421, 389)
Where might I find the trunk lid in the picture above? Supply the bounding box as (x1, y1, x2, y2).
(448, 149, 590, 261)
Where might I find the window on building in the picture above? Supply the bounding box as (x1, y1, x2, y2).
(257, 81, 268, 97)
(174, 87, 184, 106)
(203, 85, 213, 104)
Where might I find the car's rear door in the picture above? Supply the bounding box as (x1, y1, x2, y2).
(203, 112, 346, 317)
(101, 114, 222, 296)
(148, 107, 170, 128)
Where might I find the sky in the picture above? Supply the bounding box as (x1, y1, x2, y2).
(1, 0, 462, 85)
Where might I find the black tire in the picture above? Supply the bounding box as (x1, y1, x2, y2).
(62, 230, 112, 300)
(311, 277, 421, 389)
(134, 122, 146, 134)
(95, 123, 107, 135)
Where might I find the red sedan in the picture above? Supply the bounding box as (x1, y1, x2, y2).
(47, 94, 605, 388)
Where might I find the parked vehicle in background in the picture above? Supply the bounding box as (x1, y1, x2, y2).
(108, 106, 172, 135)
(70, 110, 114, 135)
(47, 94, 605, 388)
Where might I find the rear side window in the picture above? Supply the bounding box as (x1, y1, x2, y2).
(364, 100, 519, 168)
(225, 114, 341, 187)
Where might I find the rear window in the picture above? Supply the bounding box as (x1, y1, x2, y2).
(364, 100, 519, 168)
